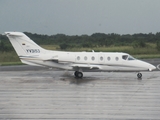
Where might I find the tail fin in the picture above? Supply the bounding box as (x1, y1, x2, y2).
(5, 32, 46, 56)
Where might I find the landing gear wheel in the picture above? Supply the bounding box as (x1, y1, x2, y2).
(74, 71, 79, 77)
(137, 73, 142, 79)
(77, 72, 83, 78)
(74, 71, 83, 78)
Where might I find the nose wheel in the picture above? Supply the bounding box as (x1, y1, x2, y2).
(137, 73, 142, 79)
(74, 71, 83, 78)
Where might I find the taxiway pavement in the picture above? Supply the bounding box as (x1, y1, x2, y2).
(0, 59, 160, 119)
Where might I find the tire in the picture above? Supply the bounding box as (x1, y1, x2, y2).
(74, 71, 83, 78)
(74, 71, 79, 77)
(77, 72, 83, 78)
(137, 73, 142, 79)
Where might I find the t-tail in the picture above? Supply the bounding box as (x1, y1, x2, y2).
(5, 32, 47, 66)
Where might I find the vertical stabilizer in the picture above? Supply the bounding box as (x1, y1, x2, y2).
(5, 32, 46, 56)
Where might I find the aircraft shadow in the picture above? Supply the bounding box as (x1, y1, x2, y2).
(60, 72, 98, 85)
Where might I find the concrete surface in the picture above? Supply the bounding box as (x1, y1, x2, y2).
(0, 67, 160, 119)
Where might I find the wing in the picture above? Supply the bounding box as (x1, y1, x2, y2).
(40, 55, 59, 62)
(71, 64, 101, 70)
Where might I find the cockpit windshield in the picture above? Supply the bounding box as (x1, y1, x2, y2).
(128, 55, 135, 60)
(122, 55, 135, 60)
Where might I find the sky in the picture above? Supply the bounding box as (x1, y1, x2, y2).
(1, 0, 160, 35)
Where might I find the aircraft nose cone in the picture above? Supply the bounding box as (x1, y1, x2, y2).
(149, 64, 156, 71)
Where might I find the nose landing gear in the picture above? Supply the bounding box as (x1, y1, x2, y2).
(74, 71, 83, 78)
(137, 73, 142, 79)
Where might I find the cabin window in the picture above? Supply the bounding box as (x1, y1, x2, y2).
(122, 55, 128, 60)
(100, 56, 103, 61)
(77, 56, 80, 60)
(91, 56, 95, 61)
(107, 57, 111, 61)
(84, 56, 87, 60)
(115, 57, 119, 61)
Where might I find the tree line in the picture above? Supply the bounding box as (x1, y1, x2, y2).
(0, 32, 160, 51)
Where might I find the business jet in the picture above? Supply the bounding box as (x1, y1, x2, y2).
(5, 32, 156, 79)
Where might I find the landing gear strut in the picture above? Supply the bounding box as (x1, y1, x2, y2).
(137, 73, 142, 79)
(74, 71, 83, 78)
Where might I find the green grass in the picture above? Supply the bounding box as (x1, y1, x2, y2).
(0, 62, 24, 66)
(41, 45, 59, 50)
(66, 45, 160, 55)
(134, 54, 160, 59)
(0, 51, 20, 62)
(0, 51, 22, 66)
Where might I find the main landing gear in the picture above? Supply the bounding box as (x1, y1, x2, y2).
(74, 71, 83, 78)
(137, 72, 142, 79)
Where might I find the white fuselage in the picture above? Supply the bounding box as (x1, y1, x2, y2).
(20, 50, 156, 72)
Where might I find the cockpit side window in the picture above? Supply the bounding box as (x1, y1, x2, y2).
(122, 55, 128, 60)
